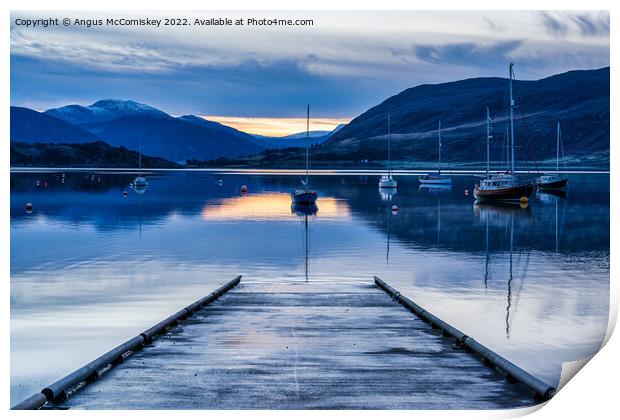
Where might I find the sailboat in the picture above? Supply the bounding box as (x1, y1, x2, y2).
(291, 105, 319, 204)
(133, 139, 148, 191)
(419, 120, 452, 185)
(536, 122, 569, 189)
(474, 64, 535, 202)
(379, 113, 397, 188)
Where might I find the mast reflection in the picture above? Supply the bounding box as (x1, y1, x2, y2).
(291, 203, 318, 282)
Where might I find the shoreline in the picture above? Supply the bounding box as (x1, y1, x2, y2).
(9, 167, 611, 175)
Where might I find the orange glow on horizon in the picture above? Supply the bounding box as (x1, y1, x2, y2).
(203, 116, 351, 137)
(201, 193, 349, 221)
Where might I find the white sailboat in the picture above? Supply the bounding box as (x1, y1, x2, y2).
(536, 122, 569, 189)
(133, 139, 148, 191)
(379, 113, 397, 188)
(291, 105, 319, 204)
(419, 120, 452, 185)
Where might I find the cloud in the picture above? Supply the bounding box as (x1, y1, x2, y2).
(414, 40, 523, 67)
(482, 16, 505, 32)
(540, 12, 568, 36)
(539, 11, 610, 38)
(569, 13, 610, 37)
(9, 11, 610, 117)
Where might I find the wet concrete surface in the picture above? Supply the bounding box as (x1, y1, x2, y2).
(59, 282, 534, 409)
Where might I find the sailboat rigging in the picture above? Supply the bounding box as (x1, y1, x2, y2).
(291, 105, 319, 204)
(536, 122, 569, 189)
(132, 139, 148, 192)
(474, 64, 535, 202)
(419, 120, 452, 185)
(379, 112, 397, 188)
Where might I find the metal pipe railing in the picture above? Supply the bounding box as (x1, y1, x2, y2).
(374, 276, 556, 401)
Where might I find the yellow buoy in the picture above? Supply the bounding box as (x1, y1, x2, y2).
(520, 196, 528, 204)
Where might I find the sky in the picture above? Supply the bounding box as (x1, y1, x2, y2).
(10, 10, 609, 135)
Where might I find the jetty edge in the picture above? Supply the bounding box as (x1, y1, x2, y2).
(11, 275, 242, 410)
(373, 276, 556, 402)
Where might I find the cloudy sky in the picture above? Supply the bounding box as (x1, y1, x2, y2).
(10, 10, 609, 135)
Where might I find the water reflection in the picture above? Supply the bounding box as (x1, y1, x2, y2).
(291, 203, 318, 282)
(10, 171, 609, 405)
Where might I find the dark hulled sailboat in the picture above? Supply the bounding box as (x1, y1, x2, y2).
(474, 64, 535, 202)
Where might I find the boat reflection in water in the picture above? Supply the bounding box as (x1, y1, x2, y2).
(379, 187, 397, 202)
(474, 201, 532, 339)
(291, 203, 318, 282)
(419, 183, 452, 245)
(132, 180, 148, 195)
(536, 189, 567, 254)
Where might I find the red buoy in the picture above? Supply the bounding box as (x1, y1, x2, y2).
(240, 185, 248, 194)
(464, 189, 469, 196)
(25, 203, 33, 213)
(391, 205, 398, 214)
(123, 191, 128, 197)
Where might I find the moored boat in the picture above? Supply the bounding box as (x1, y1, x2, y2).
(536, 122, 569, 189)
(132, 139, 148, 191)
(379, 113, 397, 188)
(292, 105, 319, 205)
(473, 64, 534, 203)
(420, 120, 452, 185)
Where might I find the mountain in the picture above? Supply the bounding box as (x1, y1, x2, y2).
(10, 106, 101, 144)
(323, 67, 609, 164)
(177, 114, 261, 145)
(252, 123, 347, 149)
(45, 99, 169, 124)
(44, 100, 265, 162)
(11, 141, 179, 168)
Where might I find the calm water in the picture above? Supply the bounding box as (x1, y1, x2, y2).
(10, 170, 609, 406)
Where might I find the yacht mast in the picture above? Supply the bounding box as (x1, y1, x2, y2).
(509, 63, 515, 176)
(486, 107, 491, 178)
(438, 120, 442, 175)
(305, 104, 310, 187)
(556, 122, 560, 175)
(388, 112, 392, 176)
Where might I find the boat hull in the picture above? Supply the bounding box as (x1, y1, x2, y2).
(419, 177, 452, 185)
(379, 179, 397, 188)
(473, 183, 534, 202)
(291, 190, 318, 204)
(537, 178, 568, 189)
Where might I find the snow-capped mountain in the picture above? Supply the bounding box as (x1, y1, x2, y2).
(45, 99, 169, 124)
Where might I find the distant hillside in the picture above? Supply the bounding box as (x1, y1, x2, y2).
(323, 67, 609, 164)
(10, 106, 101, 144)
(11, 141, 179, 168)
(43, 100, 265, 162)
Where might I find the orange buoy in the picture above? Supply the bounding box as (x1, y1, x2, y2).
(391, 205, 398, 213)
(123, 191, 128, 197)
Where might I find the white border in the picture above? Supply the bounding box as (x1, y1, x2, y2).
(2, 1, 616, 419)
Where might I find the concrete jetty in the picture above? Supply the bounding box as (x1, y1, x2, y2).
(53, 281, 534, 409)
